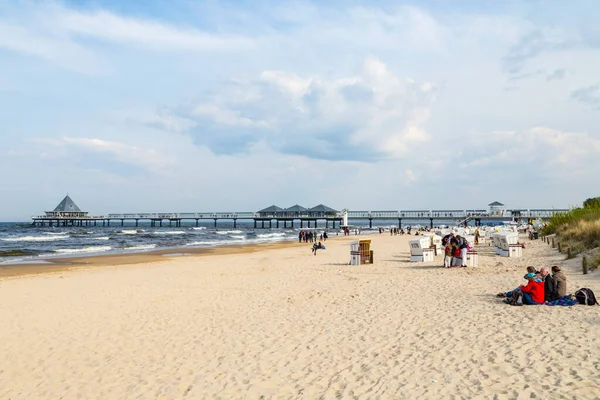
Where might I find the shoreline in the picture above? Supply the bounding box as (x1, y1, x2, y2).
(0, 234, 361, 279)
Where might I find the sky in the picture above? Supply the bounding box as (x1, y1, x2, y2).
(1, 0, 600, 221)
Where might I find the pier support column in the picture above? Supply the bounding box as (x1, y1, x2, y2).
(307, 221, 311, 228)
(195, 219, 199, 227)
(398, 219, 402, 229)
(314, 220, 317, 228)
(277, 220, 280, 229)
(291, 220, 294, 228)
(121, 219, 124, 227)
(300, 220, 303, 228)
(254, 220, 257, 229)
(369, 218, 372, 229)
(214, 219, 217, 228)
(261, 221, 265, 229)
(159, 220, 163, 227)
(430, 218, 434, 229)
(269, 220, 272, 229)
(135, 219, 139, 227)
(233, 219, 237, 228)
(326, 220, 329, 228)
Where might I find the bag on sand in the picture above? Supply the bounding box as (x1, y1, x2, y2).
(510, 291, 523, 306)
(574, 288, 599, 306)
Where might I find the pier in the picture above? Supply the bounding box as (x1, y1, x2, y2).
(32, 197, 568, 229)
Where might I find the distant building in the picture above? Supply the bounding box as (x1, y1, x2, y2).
(256, 205, 284, 218)
(307, 204, 338, 218)
(283, 205, 308, 218)
(488, 201, 505, 216)
(256, 204, 339, 218)
(44, 195, 89, 218)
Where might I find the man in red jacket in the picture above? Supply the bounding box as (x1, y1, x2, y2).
(520, 272, 545, 305)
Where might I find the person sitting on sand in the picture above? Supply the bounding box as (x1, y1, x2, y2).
(551, 266, 567, 297)
(500, 273, 544, 305)
(497, 267, 541, 298)
(540, 267, 558, 302)
(518, 273, 545, 305)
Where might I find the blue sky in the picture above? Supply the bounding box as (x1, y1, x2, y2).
(1, 0, 599, 220)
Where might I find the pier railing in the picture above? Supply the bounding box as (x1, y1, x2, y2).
(105, 212, 257, 219)
(33, 209, 569, 221)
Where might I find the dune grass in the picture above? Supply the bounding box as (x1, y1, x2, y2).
(543, 199, 600, 270)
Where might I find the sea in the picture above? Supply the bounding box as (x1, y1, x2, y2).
(0, 219, 449, 265)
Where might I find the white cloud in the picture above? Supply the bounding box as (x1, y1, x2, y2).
(2, 1, 600, 219)
(460, 127, 600, 177)
(0, 2, 253, 73)
(0, 23, 102, 74)
(178, 57, 437, 161)
(148, 114, 198, 134)
(54, 9, 253, 51)
(61, 137, 175, 171)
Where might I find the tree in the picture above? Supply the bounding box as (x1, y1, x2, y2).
(583, 197, 600, 209)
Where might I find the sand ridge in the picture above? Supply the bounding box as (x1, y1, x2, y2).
(0, 233, 599, 399)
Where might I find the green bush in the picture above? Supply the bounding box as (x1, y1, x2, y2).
(541, 198, 600, 261)
(542, 203, 600, 235)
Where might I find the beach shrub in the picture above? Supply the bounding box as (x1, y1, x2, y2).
(591, 252, 600, 272)
(542, 198, 600, 261)
(583, 197, 600, 209)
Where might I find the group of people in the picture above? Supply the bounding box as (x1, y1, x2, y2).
(386, 227, 406, 235)
(342, 228, 360, 236)
(298, 230, 327, 243)
(442, 232, 471, 268)
(497, 266, 567, 305)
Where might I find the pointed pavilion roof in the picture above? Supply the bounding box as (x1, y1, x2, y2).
(284, 204, 307, 212)
(257, 205, 284, 213)
(53, 195, 82, 212)
(308, 204, 338, 213)
(488, 201, 504, 206)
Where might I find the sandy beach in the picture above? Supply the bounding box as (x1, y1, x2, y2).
(1, 233, 599, 399)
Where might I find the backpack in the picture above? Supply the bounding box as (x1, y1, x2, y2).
(510, 291, 523, 306)
(574, 288, 599, 306)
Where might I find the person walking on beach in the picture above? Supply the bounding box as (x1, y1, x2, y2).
(323, 232, 328, 241)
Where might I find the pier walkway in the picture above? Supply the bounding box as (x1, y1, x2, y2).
(31, 208, 568, 229)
